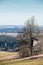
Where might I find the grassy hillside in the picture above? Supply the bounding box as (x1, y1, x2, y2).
(0, 58, 43, 65)
(0, 51, 43, 65)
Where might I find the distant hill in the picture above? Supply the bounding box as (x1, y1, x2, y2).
(0, 25, 43, 33)
(0, 25, 24, 33)
(0, 25, 43, 52)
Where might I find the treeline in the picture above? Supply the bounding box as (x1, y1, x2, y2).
(0, 35, 19, 51)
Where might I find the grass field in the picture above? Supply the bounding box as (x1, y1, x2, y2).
(0, 58, 43, 65)
(0, 51, 18, 58)
(0, 51, 43, 65)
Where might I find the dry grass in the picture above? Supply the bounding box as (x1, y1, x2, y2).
(0, 51, 18, 58)
(0, 51, 43, 65)
(0, 58, 43, 65)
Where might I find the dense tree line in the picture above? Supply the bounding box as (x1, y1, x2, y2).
(0, 35, 18, 51)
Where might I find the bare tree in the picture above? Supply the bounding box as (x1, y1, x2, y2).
(16, 16, 39, 57)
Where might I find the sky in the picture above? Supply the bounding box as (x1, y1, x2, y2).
(0, 0, 43, 25)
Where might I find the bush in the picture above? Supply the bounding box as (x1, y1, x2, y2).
(19, 45, 30, 58)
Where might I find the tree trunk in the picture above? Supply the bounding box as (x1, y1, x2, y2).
(31, 46, 33, 55)
(30, 38, 33, 56)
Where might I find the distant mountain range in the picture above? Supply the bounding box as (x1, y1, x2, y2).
(0, 25, 43, 33)
(0, 25, 24, 33)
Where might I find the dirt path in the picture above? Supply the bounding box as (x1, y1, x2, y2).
(0, 55, 19, 61)
(0, 54, 43, 61)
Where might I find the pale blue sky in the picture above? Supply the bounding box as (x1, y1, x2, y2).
(0, 0, 43, 25)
